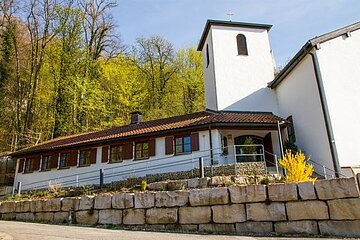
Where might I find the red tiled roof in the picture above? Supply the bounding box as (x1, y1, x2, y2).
(12, 111, 285, 156)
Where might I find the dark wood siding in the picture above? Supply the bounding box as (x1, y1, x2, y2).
(190, 133, 199, 151)
(123, 142, 133, 160)
(148, 139, 156, 157)
(165, 136, 174, 155)
(90, 148, 97, 164)
(102, 146, 109, 163)
(18, 159, 24, 173)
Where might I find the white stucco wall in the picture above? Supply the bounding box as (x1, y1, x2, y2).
(201, 25, 278, 113)
(315, 29, 360, 168)
(14, 130, 225, 191)
(275, 54, 334, 174)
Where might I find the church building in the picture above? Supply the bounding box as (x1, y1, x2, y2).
(11, 19, 360, 191)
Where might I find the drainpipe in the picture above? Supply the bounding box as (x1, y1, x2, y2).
(310, 51, 341, 177)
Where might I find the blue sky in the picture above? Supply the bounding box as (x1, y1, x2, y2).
(113, 0, 360, 67)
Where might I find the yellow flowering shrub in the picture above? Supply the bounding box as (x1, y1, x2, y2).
(279, 150, 316, 183)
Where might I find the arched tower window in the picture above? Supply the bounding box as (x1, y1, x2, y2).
(236, 34, 248, 55)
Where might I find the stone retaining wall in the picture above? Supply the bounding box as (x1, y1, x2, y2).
(114, 162, 266, 188)
(1, 177, 360, 237)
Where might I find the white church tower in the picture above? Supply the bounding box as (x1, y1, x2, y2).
(197, 20, 278, 112)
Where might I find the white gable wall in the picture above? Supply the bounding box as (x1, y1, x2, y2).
(210, 26, 278, 112)
(275, 54, 334, 174)
(315, 29, 360, 168)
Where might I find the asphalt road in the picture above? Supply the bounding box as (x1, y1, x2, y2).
(0, 221, 346, 240)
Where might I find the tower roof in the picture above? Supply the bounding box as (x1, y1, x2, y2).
(197, 19, 272, 51)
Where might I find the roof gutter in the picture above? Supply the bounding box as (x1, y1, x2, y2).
(309, 51, 341, 177)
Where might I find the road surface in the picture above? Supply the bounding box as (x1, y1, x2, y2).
(0, 221, 345, 240)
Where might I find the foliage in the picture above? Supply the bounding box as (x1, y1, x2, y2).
(242, 137, 257, 154)
(0, 0, 205, 152)
(260, 177, 270, 185)
(279, 150, 316, 183)
(140, 180, 147, 191)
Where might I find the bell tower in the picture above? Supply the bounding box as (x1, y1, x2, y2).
(197, 20, 277, 112)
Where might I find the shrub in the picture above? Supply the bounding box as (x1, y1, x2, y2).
(279, 150, 316, 183)
(260, 177, 270, 185)
(140, 180, 147, 191)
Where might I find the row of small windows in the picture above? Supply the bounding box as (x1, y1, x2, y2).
(19, 133, 200, 174)
(206, 34, 248, 67)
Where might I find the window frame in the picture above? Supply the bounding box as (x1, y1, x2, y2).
(79, 150, 92, 167)
(24, 158, 33, 173)
(174, 135, 191, 155)
(110, 145, 124, 163)
(135, 142, 149, 160)
(236, 34, 248, 56)
(59, 153, 70, 169)
(286, 116, 296, 143)
(41, 155, 52, 171)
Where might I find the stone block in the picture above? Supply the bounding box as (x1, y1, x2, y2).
(54, 212, 69, 223)
(199, 223, 235, 233)
(247, 202, 286, 221)
(228, 185, 266, 203)
(123, 209, 145, 225)
(328, 198, 360, 220)
(189, 189, 210, 206)
(187, 177, 210, 189)
(167, 180, 187, 190)
(179, 206, 211, 224)
(146, 208, 178, 224)
(94, 194, 112, 209)
(16, 212, 34, 221)
(1, 213, 15, 220)
(99, 209, 122, 225)
(287, 201, 329, 220)
(233, 176, 249, 185)
(30, 199, 44, 212)
(165, 224, 198, 232)
(0, 201, 15, 213)
(61, 197, 80, 211)
(319, 220, 360, 237)
(268, 183, 298, 201)
(43, 198, 61, 212)
(210, 176, 232, 186)
(15, 201, 31, 213)
(275, 221, 318, 235)
(298, 181, 317, 200)
(75, 210, 98, 225)
(78, 195, 95, 210)
(34, 212, 54, 222)
(147, 181, 168, 191)
(209, 187, 228, 205)
(236, 222, 273, 234)
(212, 204, 246, 223)
(134, 192, 155, 208)
(315, 178, 359, 200)
(112, 193, 134, 209)
(155, 190, 188, 207)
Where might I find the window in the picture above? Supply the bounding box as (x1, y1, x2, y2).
(41, 156, 52, 171)
(59, 153, 70, 169)
(206, 44, 210, 67)
(135, 142, 148, 160)
(24, 159, 33, 173)
(287, 116, 296, 143)
(175, 136, 191, 154)
(110, 145, 123, 163)
(79, 150, 91, 166)
(236, 34, 248, 55)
